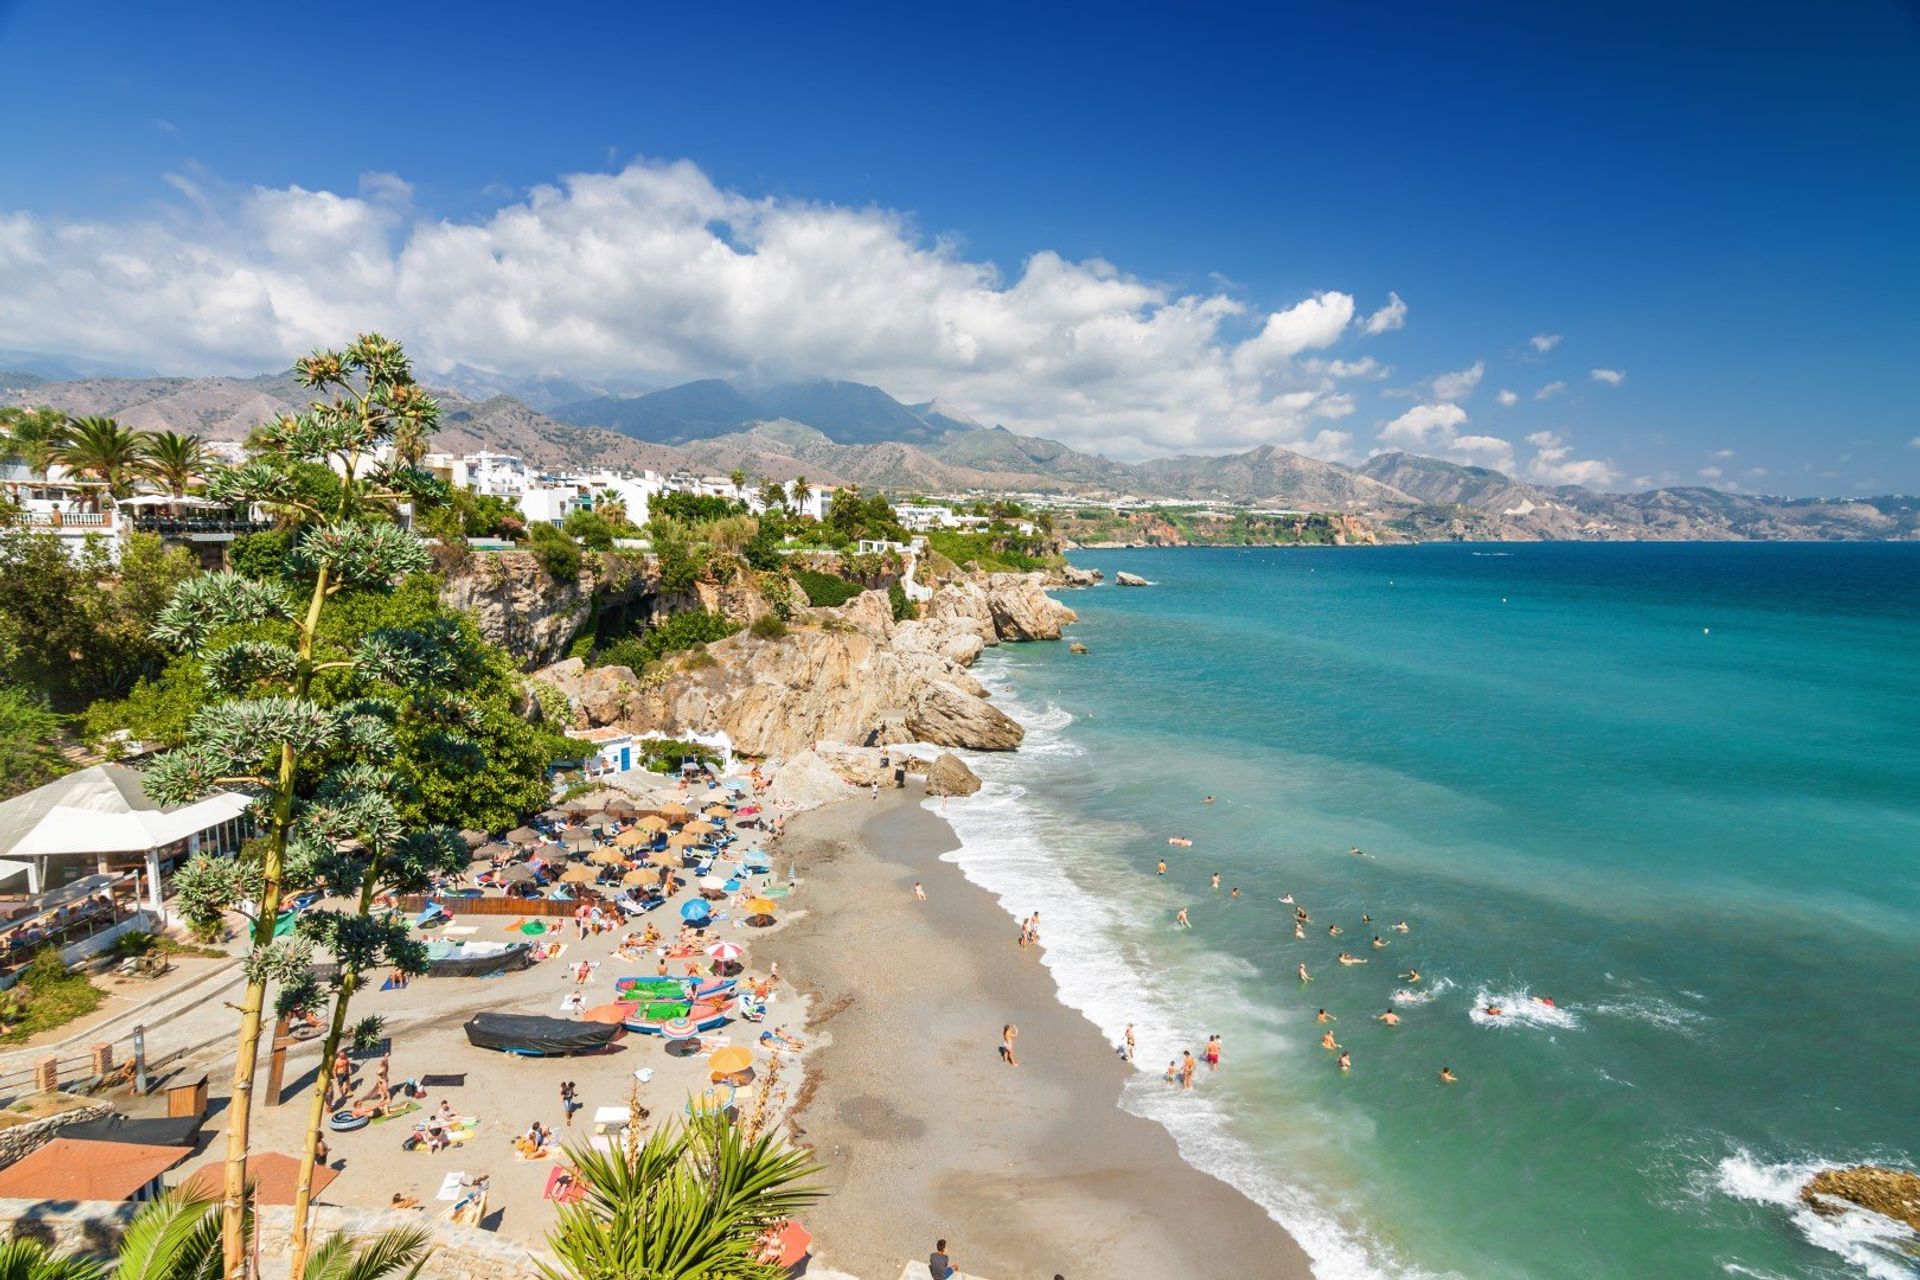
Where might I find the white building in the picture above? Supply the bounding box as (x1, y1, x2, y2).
(894, 504, 959, 532)
(566, 727, 638, 778)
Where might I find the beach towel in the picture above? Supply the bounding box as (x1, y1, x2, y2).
(442, 925, 478, 936)
(436, 1171, 468, 1201)
(370, 1099, 421, 1124)
(542, 1166, 587, 1204)
(419, 1073, 466, 1088)
(520, 920, 548, 935)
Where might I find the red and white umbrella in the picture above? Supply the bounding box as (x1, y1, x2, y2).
(704, 940, 743, 963)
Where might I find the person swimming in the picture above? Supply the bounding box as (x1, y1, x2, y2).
(1229, 887, 1241, 899)
(1210, 873, 1221, 890)
(1316, 1009, 1336, 1023)
(1372, 936, 1388, 949)
(1393, 920, 1410, 933)
(1361, 914, 1372, 924)
(1533, 996, 1557, 1008)
(1484, 1005, 1504, 1017)
(1168, 836, 1192, 847)
(1439, 1066, 1458, 1084)
(1337, 1050, 1352, 1071)
(1402, 969, 1422, 983)
(1293, 922, 1305, 939)
(1175, 907, 1192, 929)
(1327, 924, 1342, 936)
(1298, 963, 1311, 983)
(1204, 795, 1215, 804)
(1157, 859, 1167, 875)
(1337, 952, 1367, 965)
(1320, 1030, 1340, 1051)
(1377, 1009, 1401, 1026)
(1279, 894, 1295, 905)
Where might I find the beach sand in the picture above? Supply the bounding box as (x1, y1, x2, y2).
(765, 785, 1313, 1280)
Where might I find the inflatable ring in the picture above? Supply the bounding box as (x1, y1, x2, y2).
(327, 1109, 371, 1132)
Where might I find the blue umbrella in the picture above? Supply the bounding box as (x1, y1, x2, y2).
(680, 900, 712, 922)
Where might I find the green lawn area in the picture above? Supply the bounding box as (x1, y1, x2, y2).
(0, 950, 108, 1045)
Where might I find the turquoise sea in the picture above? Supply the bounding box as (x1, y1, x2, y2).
(934, 543, 1920, 1280)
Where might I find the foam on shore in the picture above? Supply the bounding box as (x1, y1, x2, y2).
(931, 652, 1440, 1280)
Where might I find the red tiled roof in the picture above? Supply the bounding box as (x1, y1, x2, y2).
(0, 1137, 189, 1201)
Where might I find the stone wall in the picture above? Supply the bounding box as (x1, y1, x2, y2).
(0, 1102, 114, 1168)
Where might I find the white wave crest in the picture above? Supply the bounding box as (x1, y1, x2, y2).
(1714, 1152, 1920, 1280)
(1391, 977, 1455, 1005)
(1467, 988, 1579, 1030)
(1591, 996, 1709, 1036)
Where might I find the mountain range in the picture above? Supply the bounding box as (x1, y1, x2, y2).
(3, 367, 1914, 542)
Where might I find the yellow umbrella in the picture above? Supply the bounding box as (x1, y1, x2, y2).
(667, 833, 698, 849)
(708, 1046, 753, 1076)
(683, 820, 717, 836)
(560, 865, 598, 884)
(590, 846, 629, 865)
(614, 828, 650, 847)
(744, 897, 778, 916)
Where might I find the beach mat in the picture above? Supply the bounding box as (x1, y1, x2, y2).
(419, 1073, 466, 1088)
(436, 1171, 468, 1201)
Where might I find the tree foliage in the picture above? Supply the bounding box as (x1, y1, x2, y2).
(593, 610, 739, 673)
(542, 1115, 821, 1280)
(0, 688, 65, 802)
(528, 523, 583, 581)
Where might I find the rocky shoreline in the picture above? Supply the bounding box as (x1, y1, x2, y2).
(532, 569, 1079, 762)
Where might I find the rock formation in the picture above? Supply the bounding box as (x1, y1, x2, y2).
(1115, 571, 1151, 587)
(924, 753, 983, 797)
(1069, 641, 1088, 654)
(1051, 564, 1103, 587)
(533, 572, 1075, 759)
(441, 551, 653, 667)
(1800, 1166, 1920, 1232)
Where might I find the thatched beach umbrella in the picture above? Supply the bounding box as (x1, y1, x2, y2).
(458, 829, 489, 848)
(475, 842, 512, 861)
(589, 846, 628, 866)
(560, 865, 598, 884)
(614, 828, 650, 848)
(620, 869, 652, 887)
(657, 802, 690, 823)
(604, 796, 638, 814)
(582, 811, 611, 828)
(646, 849, 681, 867)
(702, 804, 730, 819)
(562, 832, 595, 852)
(635, 815, 669, 833)
(499, 864, 537, 883)
(505, 826, 539, 845)
(667, 833, 698, 849)
(539, 809, 567, 822)
(683, 820, 717, 836)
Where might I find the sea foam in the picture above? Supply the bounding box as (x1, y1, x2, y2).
(932, 654, 1451, 1280)
(1712, 1152, 1919, 1280)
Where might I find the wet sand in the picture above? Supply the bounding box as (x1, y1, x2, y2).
(764, 785, 1313, 1280)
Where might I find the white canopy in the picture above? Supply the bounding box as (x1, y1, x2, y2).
(0, 764, 250, 858)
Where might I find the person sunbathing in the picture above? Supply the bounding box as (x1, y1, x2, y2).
(759, 1027, 805, 1052)
(512, 1120, 553, 1159)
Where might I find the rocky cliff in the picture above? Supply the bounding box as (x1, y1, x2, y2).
(439, 551, 633, 667)
(533, 572, 1076, 758)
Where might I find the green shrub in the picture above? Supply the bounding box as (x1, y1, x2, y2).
(749, 614, 789, 640)
(635, 737, 721, 773)
(794, 568, 862, 607)
(228, 528, 294, 581)
(592, 609, 740, 671)
(888, 581, 918, 621)
(2, 949, 106, 1044)
(563, 509, 617, 551)
(652, 492, 746, 524)
(527, 523, 583, 581)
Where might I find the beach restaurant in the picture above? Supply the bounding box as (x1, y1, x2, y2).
(0, 763, 252, 910)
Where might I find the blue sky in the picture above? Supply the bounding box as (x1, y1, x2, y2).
(1, 1, 1916, 493)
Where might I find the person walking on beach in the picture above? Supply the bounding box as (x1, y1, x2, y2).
(560, 1080, 578, 1125)
(1000, 1024, 1019, 1067)
(1124, 1023, 1136, 1062)
(914, 882, 926, 901)
(928, 1239, 956, 1280)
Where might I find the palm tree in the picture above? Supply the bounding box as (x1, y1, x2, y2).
(54, 416, 150, 498)
(728, 468, 747, 495)
(142, 431, 212, 497)
(788, 475, 811, 517)
(0, 407, 70, 479)
(0, 1190, 429, 1280)
(543, 1115, 821, 1280)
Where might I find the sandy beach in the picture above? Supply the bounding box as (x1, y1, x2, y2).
(764, 785, 1313, 1280)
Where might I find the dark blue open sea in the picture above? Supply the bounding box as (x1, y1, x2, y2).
(935, 543, 1920, 1280)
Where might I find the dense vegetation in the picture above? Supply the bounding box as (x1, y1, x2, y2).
(591, 608, 740, 673)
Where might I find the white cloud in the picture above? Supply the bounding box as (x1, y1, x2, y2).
(1525, 430, 1619, 489)
(1495, 388, 1518, 407)
(0, 158, 1394, 461)
(1591, 367, 1626, 386)
(1535, 381, 1567, 401)
(1430, 360, 1484, 403)
(1378, 402, 1515, 472)
(1699, 466, 1723, 480)
(1299, 356, 1387, 379)
(1362, 291, 1407, 335)
(1907, 436, 1920, 449)
(1710, 448, 1735, 459)
(1530, 333, 1562, 352)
